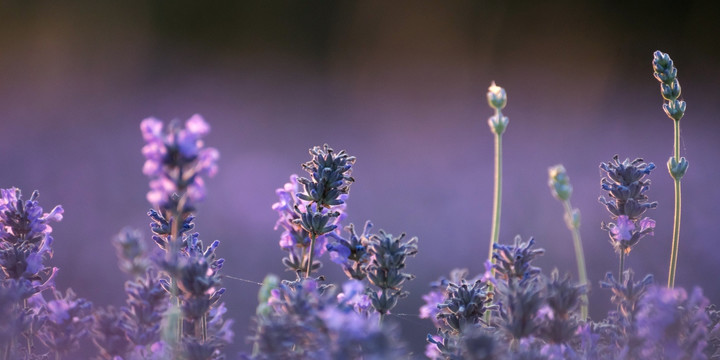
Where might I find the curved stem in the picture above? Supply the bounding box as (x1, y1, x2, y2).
(305, 233, 317, 278)
(562, 201, 588, 320)
(668, 120, 682, 288)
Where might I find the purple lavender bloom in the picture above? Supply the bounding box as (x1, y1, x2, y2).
(605, 215, 656, 255)
(337, 279, 371, 314)
(637, 286, 710, 359)
(419, 289, 445, 328)
(140, 115, 219, 210)
(123, 269, 168, 347)
(34, 288, 93, 357)
(492, 236, 545, 285)
(0, 188, 63, 245)
(272, 175, 347, 274)
(325, 221, 372, 280)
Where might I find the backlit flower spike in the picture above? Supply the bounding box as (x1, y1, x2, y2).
(297, 144, 356, 208)
(0, 188, 63, 245)
(599, 156, 657, 220)
(366, 230, 418, 316)
(654, 51, 690, 288)
(492, 236, 545, 285)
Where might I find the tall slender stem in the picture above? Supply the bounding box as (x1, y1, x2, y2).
(562, 201, 588, 320)
(484, 129, 503, 324)
(305, 233, 317, 278)
(668, 120, 682, 288)
(488, 132, 503, 263)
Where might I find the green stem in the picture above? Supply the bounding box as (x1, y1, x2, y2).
(488, 133, 503, 263)
(305, 233, 317, 278)
(484, 129, 503, 324)
(562, 201, 588, 320)
(668, 120, 682, 288)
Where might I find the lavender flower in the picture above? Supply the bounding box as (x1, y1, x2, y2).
(599, 156, 657, 222)
(495, 279, 544, 341)
(600, 270, 653, 324)
(34, 288, 93, 357)
(141, 114, 219, 211)
(636, 286, 709, 359)
(605, 215, 656, 254)
(492, 236, 545, 285)
(297, 144, 355, 208)
(123, 269, 168, 347)
(366, 230, 418, 316)
(251, 278, 404, 359)
(436, 276, 494, 333)
(537, 270, 586, 345)
(92, 306, 132, 359)
(325, 221, 373, 280)
(0, 188, 62, 287)
(0, 188, 63, 245)
(113, 227, 150, 277)
(272, 175, 345, 275)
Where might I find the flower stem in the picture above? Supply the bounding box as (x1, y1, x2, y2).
(305, 233, 317, 278)
(484, 130, 503, 323)
(562, 201, 588, 320)
(668, 120, 682, 288)
(488, 132, 503, 264)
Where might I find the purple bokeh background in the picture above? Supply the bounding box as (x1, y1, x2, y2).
(2, 1, 719, 357)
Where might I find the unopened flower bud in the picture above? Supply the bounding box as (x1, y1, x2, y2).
(548, 164, 572, 201)
(667, 156, 689, 180)
(487, 81, 507, 110)
(660, 79, 681, 101)
(663, 99, 686, 121)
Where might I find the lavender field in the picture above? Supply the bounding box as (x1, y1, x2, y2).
(1, 2, 720, 359)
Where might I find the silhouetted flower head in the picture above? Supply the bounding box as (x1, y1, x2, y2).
(272, 175, 346, 274)
(599, 156, 657, 221)
(653, 51, 686, 121)
(297, 144, 355, 208)
(493, 236, 545, 285)
(437, 276, 494, 334)
(140, 115, 219, 210)
(366, 230, 418, 315)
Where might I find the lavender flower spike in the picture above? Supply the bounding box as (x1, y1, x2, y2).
(654, 50, 690, 288)
(141, 114, 219, 211)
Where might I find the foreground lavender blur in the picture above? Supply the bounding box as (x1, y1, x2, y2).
(2, 51, 719, 360)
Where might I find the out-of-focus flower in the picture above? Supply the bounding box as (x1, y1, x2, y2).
(637, 286, 709, 359)
(35, 288, 93, 357)
(140, 115, 219, 211)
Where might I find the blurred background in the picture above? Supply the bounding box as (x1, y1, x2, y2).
(1, 0, 719, 357)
